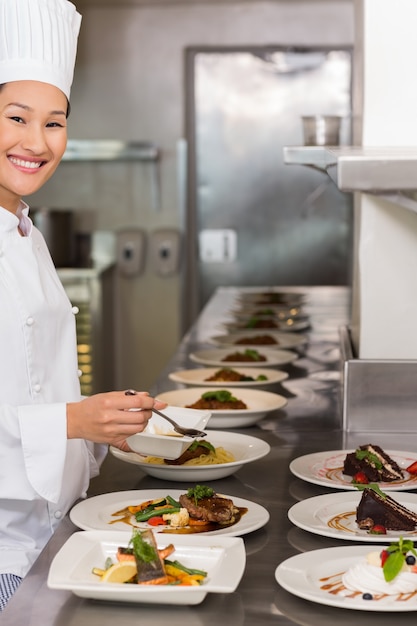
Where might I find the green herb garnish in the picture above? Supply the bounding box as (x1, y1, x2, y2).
(383, 537, 417, 582)
(355, 449, 383, 470)
(354, 483, 386, 498)
(188, 440, 215, 453)
(201, 390, 239, 402)
(186, 484, 215, 505)
(244, 349, 261, 361)
(129, 529, 158, 563)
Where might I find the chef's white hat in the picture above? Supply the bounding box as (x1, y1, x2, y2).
(0, 0, 82, 100)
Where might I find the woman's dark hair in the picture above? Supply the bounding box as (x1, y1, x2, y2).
(0, 82, 71, 118)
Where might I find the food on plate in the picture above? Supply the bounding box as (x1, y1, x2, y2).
(235, 317, 279, 329)
(185, 390, 248, 410)
(179, 485, 235, 523)
(341, 537, 417, 599)
(92, 528, 207, 586)
(110, 485, 247, 533)
(204, 367, 267, 383)
(343, 444, 404, 483)
(221, 349, 267, 363)
(355, 485, 417, 533)
(254, 292, 296, 304)
(234, 334, 278, 346)
(144, 439, 236, 466)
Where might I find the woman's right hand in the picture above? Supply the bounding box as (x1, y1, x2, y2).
(66, 390, 167, 450)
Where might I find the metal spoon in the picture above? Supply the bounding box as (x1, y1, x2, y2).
(124, 390, 207, 438)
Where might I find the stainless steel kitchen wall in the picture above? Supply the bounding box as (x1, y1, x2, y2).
(27, 1, 354, 389)
(183, 46, 353, 328)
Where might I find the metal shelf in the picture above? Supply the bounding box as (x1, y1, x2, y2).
(62, 139, 159, 162)
(284, 145, 417, 213)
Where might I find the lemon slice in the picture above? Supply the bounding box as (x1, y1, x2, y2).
(100, 561, 137, 584)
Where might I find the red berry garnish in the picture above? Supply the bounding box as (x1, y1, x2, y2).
(370, 525, 387, 535)
(380, 549, 389, 565)
(353, 471, 369, 484)
(406, 461, 417, 474)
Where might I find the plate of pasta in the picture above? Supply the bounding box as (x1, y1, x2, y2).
(110, 431, 270, 481)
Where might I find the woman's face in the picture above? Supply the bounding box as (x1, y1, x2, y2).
(0, 80, 68, 213)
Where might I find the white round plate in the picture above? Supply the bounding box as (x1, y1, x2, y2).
(288, 491, 417, 542)
(221, 318, 310, 333)
(236, 291, 306, 306)
(110, 431, 271, 481)
(69, 489, 270, 537)
(289, 450, 417, 491)
(230, 305, 306, 320)
(275, 545, 417, 611)
(210, 330, 306, 350)
(168, 367, 289, 389)
(155, 387, 288, 428)
(189, 347, 298, 368)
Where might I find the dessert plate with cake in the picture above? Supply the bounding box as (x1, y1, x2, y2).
(288, 488, 417, 542)
(275, 542, 417, 611)
(289, 445, 417, 491)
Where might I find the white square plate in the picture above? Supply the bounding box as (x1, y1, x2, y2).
(48, 531, 245, 605)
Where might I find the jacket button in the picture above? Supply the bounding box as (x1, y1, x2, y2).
(26, 316, 34, 326)
(71, 306, 79, 315)
(33, 384, 41, 393)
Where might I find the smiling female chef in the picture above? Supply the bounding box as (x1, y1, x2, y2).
(0, 0, 166, 611)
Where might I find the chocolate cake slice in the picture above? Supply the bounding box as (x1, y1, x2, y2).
(356, 487, 417, 531)
(343, 444, 404, 482)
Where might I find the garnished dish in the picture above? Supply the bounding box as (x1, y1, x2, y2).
(236, 290, 306, 306)
(92, 527, 208, 586)
(289, 449, 417, 491)
(204, 367, 268, 382)
(69, 488, 270, 536)
(185, 390, 248, 410)
(155, 387, 288, 428)
(47, 530, 245, 604)
(110, 485, 245, 534)
(342, 538, 417, 600)
(288, 489, 417, 542)
(275, 542, 417, 611)
(210, 330, 306, 351)
(189, 347, 298, 368)
(356, 485, 417, 533)
(168, 366, 289, 389)
(109, 431, 271, 481)
(222, 317, 309, 332)
(143, 438, 236, 466)
(221, 349, 267, 362)
(343, 444, 406, 484)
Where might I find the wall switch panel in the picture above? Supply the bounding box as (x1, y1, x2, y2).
(199, 229, 237, 262)
(150, 228, 181, 276)
(116, 229, 146, 277)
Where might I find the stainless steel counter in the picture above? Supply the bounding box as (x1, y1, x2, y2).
(3, 286, 417, 625)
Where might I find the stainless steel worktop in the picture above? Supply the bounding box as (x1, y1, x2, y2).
(3, 286, 417, 625)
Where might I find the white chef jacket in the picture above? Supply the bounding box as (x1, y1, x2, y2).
(0, 202, 106, 578)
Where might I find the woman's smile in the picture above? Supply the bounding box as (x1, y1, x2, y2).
(0, 80, 68, 212)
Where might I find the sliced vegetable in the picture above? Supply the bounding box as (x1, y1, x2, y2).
(165, 559, 208, 578)
(147, 516, 166, 526)
(135, 505, 181, 522)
